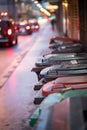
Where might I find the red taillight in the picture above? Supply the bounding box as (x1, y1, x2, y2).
(7, 29, 12, 35)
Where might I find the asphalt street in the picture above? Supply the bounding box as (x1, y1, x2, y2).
(0, 22, 58, 130)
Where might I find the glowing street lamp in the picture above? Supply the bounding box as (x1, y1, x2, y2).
(62, 0, 68, 37)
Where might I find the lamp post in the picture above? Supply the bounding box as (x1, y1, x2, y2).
(62, 0, 68, 37)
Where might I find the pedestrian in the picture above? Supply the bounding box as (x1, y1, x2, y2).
(50, 18, 56, 31)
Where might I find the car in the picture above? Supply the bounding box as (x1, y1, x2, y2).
(17, 20, 33, 35)
(34, 22, 40, 32)
(28, 19, 40, 32)
(0, 19, 18, 46)
(29, 21, 40, 32)
(42, 75, 87, 97)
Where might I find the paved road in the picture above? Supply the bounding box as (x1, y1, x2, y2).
(0, 22, 58, 130)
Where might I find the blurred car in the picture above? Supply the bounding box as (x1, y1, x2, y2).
(28, 19, 40, 32)
(17, 20, 33, 35)
(31, 22, 40, 32)
(42, 75, 87, 97)
(39, 64, 87, 80)
(0, 19, 18, 46)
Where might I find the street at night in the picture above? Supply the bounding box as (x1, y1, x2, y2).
(0, 21, 58, 130)
(0, 0, 87, 130)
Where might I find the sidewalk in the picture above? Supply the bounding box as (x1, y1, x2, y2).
(0, 22, 58, 130)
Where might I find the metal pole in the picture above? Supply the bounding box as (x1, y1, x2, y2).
(65, 5, 68, 36)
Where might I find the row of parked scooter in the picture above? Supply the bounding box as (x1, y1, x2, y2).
(31, 36, 87, 104)
(29, 36, 87, 127)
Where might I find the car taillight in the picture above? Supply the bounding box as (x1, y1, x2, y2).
(7, 29, 12, 35)
(26, 25, 30, 30)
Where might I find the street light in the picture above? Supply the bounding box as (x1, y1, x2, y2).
(62, 0, 68, 37)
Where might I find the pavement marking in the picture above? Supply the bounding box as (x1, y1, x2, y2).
(0, 50, 29, 88)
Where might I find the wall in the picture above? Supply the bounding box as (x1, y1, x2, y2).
(78, 0, 87, 51)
